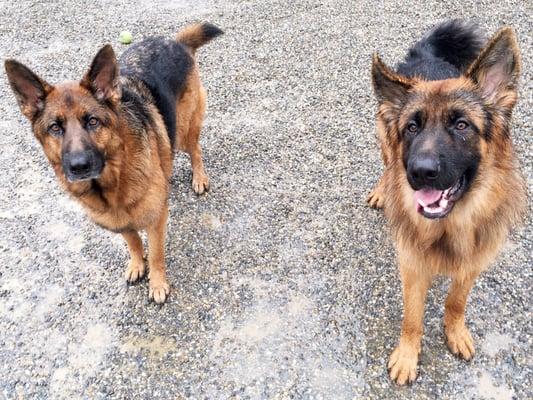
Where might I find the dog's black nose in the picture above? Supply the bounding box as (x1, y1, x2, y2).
(62, 150, 103, 181)
(68, 152, 92, 175)
(409, 156, 440, 186)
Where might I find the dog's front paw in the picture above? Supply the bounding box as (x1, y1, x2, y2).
(367, 187, 385, 209)
(192, 173, 209, 195)
(148, 273, 170, 304)
(388, 343, 419, 385)
(446, 323, 475, 360)
(124, 259, 145, 283)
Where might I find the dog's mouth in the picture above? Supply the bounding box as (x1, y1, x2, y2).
(414, 175, 466, 219)
(66, 171, 101, 183)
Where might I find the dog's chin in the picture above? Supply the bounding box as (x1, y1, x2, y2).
(413, 174, 467, 219)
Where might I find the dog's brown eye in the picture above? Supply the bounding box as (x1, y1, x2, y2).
(87, 117, 100, 128)
(48, 123, 63, 136)
(407, 122, 418, 134)
(456, 120, 468, 130)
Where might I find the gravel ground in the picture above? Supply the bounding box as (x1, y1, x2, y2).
(0, 0, 531, 399)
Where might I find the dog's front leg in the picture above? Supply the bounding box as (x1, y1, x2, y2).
(146, 205, 170, 303)
(122, 230, 145, 282)
(388, 265, 432, 385)
(444, 272, 478, 360)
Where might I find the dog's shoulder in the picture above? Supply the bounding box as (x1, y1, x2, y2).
(118, 76, 158, 138)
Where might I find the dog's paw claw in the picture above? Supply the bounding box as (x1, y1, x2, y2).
(149, 279, 170, 304)
(124, 259, 145, 283)
(367, 186, 385, 209)
(446, 324, 475, 360)
(192, 174, 209, 195)
(388, 344, 419, 385)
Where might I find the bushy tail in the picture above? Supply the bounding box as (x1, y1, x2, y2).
(176, 22, 223, 53)
(423, 19, 484, 71)
(402, 19, 484, 75)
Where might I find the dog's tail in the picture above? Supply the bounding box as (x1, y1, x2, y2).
(422, 19, 484, 71)
(176, 23, 223, 53)
(398, 20, 485, 78)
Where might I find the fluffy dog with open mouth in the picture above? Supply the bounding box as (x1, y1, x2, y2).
(367, 20, 526, 384)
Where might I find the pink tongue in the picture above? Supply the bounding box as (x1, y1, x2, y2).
(414, 188, 443, 206)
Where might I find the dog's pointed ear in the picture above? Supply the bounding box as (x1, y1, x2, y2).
(466, 27, 520, 102)
(371, 53, 412, 105)
(81, 44, 120, 103)
(5, 59, 53, 120)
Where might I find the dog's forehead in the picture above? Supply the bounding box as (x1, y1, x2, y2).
(413, 78, 474, 101)
(44, 81, 100, 117)
(48, 81, 90, 105)
(405, 78, 484, 116)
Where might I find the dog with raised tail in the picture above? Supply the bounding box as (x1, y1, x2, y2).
(5, 22, 223, 304)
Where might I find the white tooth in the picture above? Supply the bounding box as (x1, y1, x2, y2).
(424, 206, 443, 214)
(418, 199, 427, 207)
(440, 198, 448, 208)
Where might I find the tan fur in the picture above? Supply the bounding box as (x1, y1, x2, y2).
(368, 28, 526, 385)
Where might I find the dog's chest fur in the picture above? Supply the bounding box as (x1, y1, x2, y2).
(385, 159, 525, 276)
(61, 79, 173, 233)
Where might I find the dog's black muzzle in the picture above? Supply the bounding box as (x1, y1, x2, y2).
(62, 149, 104, 182)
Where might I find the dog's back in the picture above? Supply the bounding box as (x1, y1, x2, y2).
(119, 23, 223, 148)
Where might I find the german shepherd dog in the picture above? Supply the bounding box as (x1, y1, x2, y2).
(368, 20, 526, 384)
(5, 23, 223, 304)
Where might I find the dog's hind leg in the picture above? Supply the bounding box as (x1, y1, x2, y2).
(444, 272, 478, 360)
(122, 230, 145, 283)
(187, 83, 209, 195)
(176, 68, 209, 195)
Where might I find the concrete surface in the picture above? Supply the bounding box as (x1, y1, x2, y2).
(0, 0, 531, 399)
